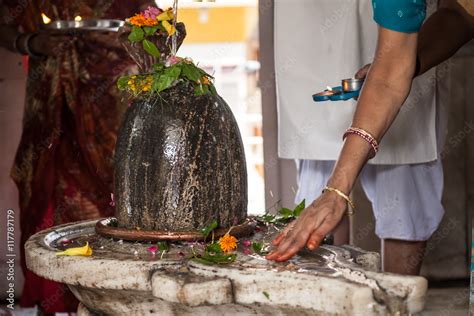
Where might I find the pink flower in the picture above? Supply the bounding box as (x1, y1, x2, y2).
(147, 246, 158, 254)
(143, 6, 163, 20)
(243, 248, 252, 255)
(242, 240, 252, 247)
(165, 55, 182, 67)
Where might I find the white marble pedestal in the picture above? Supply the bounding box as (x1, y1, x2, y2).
(25, 220, 428, 315)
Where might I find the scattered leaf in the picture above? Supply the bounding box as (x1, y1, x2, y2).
(263, 291, 270, 299)
(294, 199, 306, 217)
(201, 219, 218, 239)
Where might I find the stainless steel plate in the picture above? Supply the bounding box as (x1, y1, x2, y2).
(41, 19, 124, 33)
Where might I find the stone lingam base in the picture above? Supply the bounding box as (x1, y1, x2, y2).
(25, 220, 428, 316)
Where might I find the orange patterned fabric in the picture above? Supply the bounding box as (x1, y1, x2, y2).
(2, 0, 152, 313)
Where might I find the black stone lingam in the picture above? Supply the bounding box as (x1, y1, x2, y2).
(114, 83, 248, 231)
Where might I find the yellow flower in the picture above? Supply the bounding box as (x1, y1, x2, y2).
(156, 9, 174, 21)
(219, 233, 238, 253)
(201, 76, 210, 85)
(161, 20, 176, 35)
(56, 242, 92, 257)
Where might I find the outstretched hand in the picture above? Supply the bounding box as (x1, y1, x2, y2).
(266, 191, 348, 262)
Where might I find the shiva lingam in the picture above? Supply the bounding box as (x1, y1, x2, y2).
(24, 4, 429, 316)
(93, 4, 251, 242)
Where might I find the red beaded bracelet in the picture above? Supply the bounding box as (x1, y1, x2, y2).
(343, 127, 379, 158)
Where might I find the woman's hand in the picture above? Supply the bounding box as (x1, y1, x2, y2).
(355, 63, 371, 80)
(266, 191, 348, 262)
(29, 33, 76, 56)
(353, 63, 371, 100)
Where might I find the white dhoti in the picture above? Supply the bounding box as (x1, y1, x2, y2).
(274, 0, 446, 240)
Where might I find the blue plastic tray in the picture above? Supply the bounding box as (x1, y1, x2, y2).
(312, 86, 360, 102)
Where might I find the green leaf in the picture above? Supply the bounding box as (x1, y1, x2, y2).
(205, 242, 223, 254)
(263, 291, 270, 300)
(157, 241, 169, 252)
(201, 219, 218, 239)
(256, 214, 276, 223)
(199, 252, 236, 264)
(194, 84, 209, 96)
(181, 63, 202, 82)
(278, 207, 294, 219)
(152, 63, 165, 73)
(142, 39, 161, 58)
(251, 242, 263, 254)
(117, 76, 129, 90)
(294, 199, 306, 217)
(143, 25, 160, 36)
(153, 65, 181, 93)
(209, 84, 217, 95)
(128, 26, 144, 42)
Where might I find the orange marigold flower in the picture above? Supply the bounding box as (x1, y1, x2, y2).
(219, 233, 238, 253)
(129, 13, 158, 27)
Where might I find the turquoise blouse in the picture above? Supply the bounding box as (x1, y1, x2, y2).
(372, 0, 427, 33)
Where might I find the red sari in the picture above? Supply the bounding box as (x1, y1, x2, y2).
(2, 0, 151, 313)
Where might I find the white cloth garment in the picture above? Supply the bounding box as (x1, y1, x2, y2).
(295, 160, 445, 241)
(274, 0, 442, 164)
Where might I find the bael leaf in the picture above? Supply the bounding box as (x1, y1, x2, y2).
(117, 76, 129, 90)
(201, 219, 218, 239)
(278, 207, 294, 219)
(256, 214, 276, 223)
(128, 26, 144, 42)
(143, 25, 160, 36)
(153, 65, 181, 93)
(200, 252, 236, 264)
(152, 63, 165, 73)
(142, 39, 161, 58)
(181, 63, 202, 82)
(293, 199, 306, 217)
(205, 242, 223, 254)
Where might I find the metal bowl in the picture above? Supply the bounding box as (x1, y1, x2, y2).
(341, 78, 364, 92)
(41, 19, 124, 33)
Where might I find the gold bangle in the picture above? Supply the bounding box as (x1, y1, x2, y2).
(322, 186, 356, 215)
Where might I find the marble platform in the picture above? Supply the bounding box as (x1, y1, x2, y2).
(25, 219, 428, 315)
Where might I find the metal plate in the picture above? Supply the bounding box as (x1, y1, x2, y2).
(313, 86, 360, 102)
(41, 19, 124, 33)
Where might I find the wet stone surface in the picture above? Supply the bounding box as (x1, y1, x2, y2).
(114, 83, 247, 231)
(27, 220, 428, 315)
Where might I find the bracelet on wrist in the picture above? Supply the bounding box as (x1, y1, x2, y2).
(24, 33, 43, 58)
(322, 186, 355, 216)
(343, 127, 379, 159)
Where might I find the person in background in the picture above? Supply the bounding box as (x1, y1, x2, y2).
(267, 0, 474, 272)
(0, 0, 152, 313)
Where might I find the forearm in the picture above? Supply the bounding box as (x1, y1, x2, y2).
(416, 5, 474, 76)
(328, 28, 417, 193)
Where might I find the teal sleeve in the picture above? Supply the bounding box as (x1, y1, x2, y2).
(372, 0, 426, 33)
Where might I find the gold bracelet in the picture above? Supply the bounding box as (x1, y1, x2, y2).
(322, 186, 356, 215)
